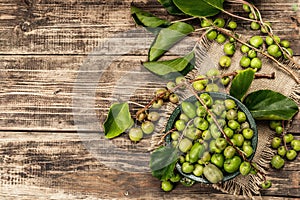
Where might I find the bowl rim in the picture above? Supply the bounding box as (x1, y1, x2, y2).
(165, 91, 258, 184)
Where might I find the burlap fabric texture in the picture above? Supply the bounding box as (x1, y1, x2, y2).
(150, 36, 299, 198)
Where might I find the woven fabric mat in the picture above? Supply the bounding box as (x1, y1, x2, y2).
(151, 37, 299, 198)
(193, 38, 299, 197)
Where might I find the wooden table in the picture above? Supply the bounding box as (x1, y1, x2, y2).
(0, 0, 299, 199)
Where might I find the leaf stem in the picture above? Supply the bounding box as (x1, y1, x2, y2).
(171, 16, 198, 24)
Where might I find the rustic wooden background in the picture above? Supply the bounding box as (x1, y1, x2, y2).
(0, 0, 299, 199)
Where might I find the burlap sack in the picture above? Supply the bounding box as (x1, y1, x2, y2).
(151, 36, 299, 198)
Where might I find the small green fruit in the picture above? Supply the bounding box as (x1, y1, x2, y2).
(207, 30, 218, 40)
(200, 93, 213, 107)
(219, 55, 232, 68)
(224, 156, 242, 173)
(239, 161, 251, 175)
(147, 111, 160, 122)
(243, 4, 251, 12)
(250, 57, 262, 70)
(280, 40, 290, 48)
(228, 120, 241, 131)
(141, 121, 155, 134)
(265, 36, 274, 46)
(286, 149, 297, 160)
(249, 36, 264, 48)
(223, 146, 236, 159)
(169, 93, 179, 104)
(152, 99, 163, 109)
(179, 138, 193, 153)
(221, 76, 230, 86)
(261, 180, 272, 189)
(233, 133, 244, 147)
(203, 163, 224, 183)
(248, 49, 257, 59)
(240, 56, 251, 68)
(224, 99, 236, 110)
(129, 127, 143, 142)
(161, 180, 173, 192)
(242, 128, 254, 140)
(240, 44, 250, 53)
(224, 127, 234, 138)
(193, 164, 204, 176)
(271, 155, 285, 169)
(271, 137, 282, 149)
(227, 21, 237, 29)
(201, 19, 212, 28)
(277, 146, 287, 157)
(214, 18, 225, 28)
(284, 133, 294, 143)
(223, 42, 235, 56)
(182, 162, 195, 173)
(267, 44, 280, 57)
(211, 153, 225, 168)
(175, 119, 186, 131)
(243, 145, 254, 157)
(250, 22, 260, 30)
(291, 140, 300, 151)
(216, 33, 227, 44)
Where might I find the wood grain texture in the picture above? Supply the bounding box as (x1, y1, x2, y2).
(0, 132, 299, 199)
(0, 0, 299, 199)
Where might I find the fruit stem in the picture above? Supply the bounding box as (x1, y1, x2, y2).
(230, 0, 300, 68)
(158, 128, 177, 145)
(171, 16, 198, 24)
(214, 26, 300, 84)
(281, 120, 289, 151)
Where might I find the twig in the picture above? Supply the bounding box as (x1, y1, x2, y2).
(171, 16, 198, 24)
(185, 83, 267, 179)
(229, 0, 300, 68)
(158, 128, 177, 145)
(214, 26, 300, 83)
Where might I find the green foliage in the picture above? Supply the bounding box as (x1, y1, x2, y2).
(149, 22, 194, 61)
(158, 0, 184, 15)
(131, 6, 170, 28)
(143, 51, 194, 78)
(243, 90, 299, 120)
(150, 145, 179, 180)
(173, 0, 224, 17)
(230, 69, 255, 101)
(103, 103, 133, 139)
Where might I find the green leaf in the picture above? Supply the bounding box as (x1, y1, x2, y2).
(173, 0, 224, 17)
(158, 0, 184, 15)
(243, 90, 299, 120)
(131, 6, 170, 28)
(149, 22, 194, 61)
(103, 103, 133, 139)
(143, 51, 194, 78)
(230, 68, 255, 101)
(150, 145, 179, 180)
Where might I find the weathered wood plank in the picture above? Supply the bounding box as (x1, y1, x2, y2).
(0, 132, 299, 199)
(0, 0, 299, 199)
(0, 0, 299, 55)
(0, 57, 299, 131)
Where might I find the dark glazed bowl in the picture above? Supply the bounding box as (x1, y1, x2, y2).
(165, 92, 258, 183)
